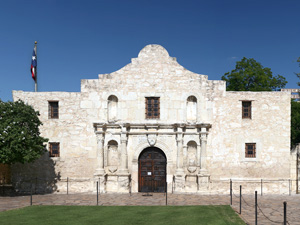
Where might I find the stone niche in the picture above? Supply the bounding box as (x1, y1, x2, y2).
(107, 95, 118, 122)
(107, 140, 119, 174)
(186, 141, 197, 173)
(186, 96, 197, 122)
(184, 141, 198, 192)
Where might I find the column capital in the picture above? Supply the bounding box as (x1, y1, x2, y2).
(96, 134, 104, 143)
(120, 138, 127, 144)
(200, 133, 207, 142)
(176, 137, 183, 143)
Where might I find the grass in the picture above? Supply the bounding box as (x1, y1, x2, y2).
(0, 205, 245, 225)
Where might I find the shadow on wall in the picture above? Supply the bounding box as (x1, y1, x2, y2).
(11, 152, 60, 194)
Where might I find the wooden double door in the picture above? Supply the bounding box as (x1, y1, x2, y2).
(138, 147, 166, 192)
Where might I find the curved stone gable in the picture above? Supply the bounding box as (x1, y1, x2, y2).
(80, 44, 225, 95)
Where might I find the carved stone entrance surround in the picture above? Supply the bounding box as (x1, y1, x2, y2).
(93, 122, 211, 193)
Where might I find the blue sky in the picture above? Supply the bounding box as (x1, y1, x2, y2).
(0, 0, 300, 101)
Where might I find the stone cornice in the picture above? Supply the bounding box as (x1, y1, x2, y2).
(94, 122, 211, 135)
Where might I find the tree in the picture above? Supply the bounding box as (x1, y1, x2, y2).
(221, 57, 287, 91)
(0, 100, 48, 164)
(292, 57, 300, 148)
(291, 100, 300, 148)
(297, 57, 300, 86)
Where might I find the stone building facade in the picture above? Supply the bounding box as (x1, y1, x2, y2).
(12, 45, 295, 194)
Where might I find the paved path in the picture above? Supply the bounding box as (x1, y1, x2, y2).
(0, 193, 300, 224)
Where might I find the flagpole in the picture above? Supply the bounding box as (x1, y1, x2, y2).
(34, 41, 37, 92)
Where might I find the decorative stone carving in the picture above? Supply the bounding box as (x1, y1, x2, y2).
(187, 166, 197, 173)
(147, 134, 157, 146)
(108, 166, 118, 173)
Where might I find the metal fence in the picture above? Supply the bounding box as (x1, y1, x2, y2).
(230, 184, 291, 225)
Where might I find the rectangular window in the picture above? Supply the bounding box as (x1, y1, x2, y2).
(49, 101, 59, 119)
(245, 143, 256, 158)
(145, 97, 160, 119)
(242, 101, 251, 119)
(49, 142, 60, 157)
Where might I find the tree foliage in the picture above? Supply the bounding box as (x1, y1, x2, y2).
(297, 57, 300, 86)
(0, 100, 48, 164)
(222, 57, 287, 91)
(291, 100, 300, 148)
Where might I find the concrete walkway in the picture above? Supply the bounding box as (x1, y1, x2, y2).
(0, 193, 299, 225)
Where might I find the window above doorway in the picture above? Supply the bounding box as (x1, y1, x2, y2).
(145, 97, 160, 119)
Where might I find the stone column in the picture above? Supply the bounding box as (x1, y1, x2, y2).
(199, 127, 208, 174)
(174, 126, 185, 192)
(197, 144, 201, 167)
(95, 133, 105, 175)
(119, 126, 129, 174)
(176, 127, 184, 174)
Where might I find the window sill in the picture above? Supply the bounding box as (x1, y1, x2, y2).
(241, 158, 258, 162)
(50, 157, 60, 161)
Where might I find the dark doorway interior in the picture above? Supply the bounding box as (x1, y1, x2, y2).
(138, 147, 166, 192)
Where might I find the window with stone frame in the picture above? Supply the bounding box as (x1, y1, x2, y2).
(145, 97, 160, 119)
(245, 143, 256, 158)
(49, 142, 60, 157)
(48, 101, 59, 119)
(242, 101, 251, 119)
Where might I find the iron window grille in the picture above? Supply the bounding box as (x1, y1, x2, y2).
(245, 143, 256, 158)
(242, 101, 251, 119)
(48, 101, 59, 119)
(49, 142, 60, 157)
(145, 97, 160, 119)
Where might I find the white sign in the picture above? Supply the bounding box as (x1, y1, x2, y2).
(147, 172, 152, 175)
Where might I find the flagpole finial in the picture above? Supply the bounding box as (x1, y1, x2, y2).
(35, 41, 37, 44)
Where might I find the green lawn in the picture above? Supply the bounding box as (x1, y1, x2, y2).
(0, 205, 245, 225)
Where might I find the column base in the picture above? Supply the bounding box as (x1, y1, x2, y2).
(106, 174, 131, 193)
(94, 174, 106, 193)
(197, 174, 210, 191)
(198, 168, 208, 175)
(118, 169, 129, 174)
(175, 168, 185, 175)
(94, 168, 105, 176)
(174, 173, 185, 192)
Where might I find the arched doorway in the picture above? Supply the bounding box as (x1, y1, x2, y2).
(138, 147, 166, 192)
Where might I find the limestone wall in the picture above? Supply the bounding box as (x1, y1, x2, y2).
(207, 91, 291, 180)
(11, 44, 294, 194)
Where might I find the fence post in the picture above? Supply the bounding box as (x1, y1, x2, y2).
(239, 185, 242, 214)
(30, 181, 33, 206)
(2, 176, 4, 195)
(283, 201, 287, 225)
(99, 178, 100, 194)
(172, 175, 175, 193)
(230, 179, 232, 205)
(261, 179, 263, 196)
(166, 182, 168, 206)
(35, 177, 37, 194)
(255, 191, 257, 225)
(67, 177, 69, 195)
(96, 181, 99, 206)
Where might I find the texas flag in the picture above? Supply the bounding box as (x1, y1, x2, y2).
(31, 46, 37, 81)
